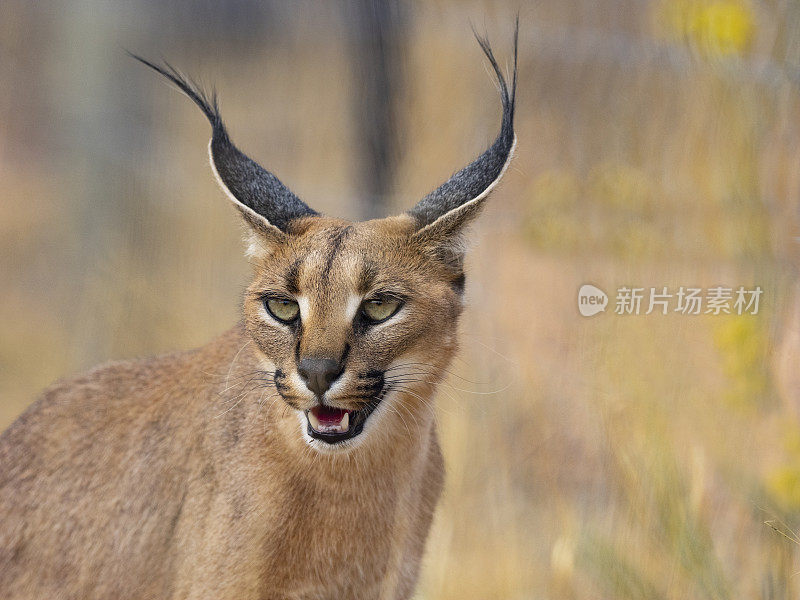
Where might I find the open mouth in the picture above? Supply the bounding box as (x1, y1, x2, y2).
(305, 394, 383, 444)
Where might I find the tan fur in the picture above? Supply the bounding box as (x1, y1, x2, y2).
(2, 23, 520, 594)
(0, 214, 468, 600)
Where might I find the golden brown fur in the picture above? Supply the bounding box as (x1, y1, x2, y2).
(1, 26, 517, 599)
(0, 216, 456, 600)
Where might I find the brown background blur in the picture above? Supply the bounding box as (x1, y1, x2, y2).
(3, 1, 800, 598)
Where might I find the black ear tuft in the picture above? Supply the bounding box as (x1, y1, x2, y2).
(130, 53, 317, 232)
(128, 54, 223, 129)
(407, 18, 518, 231)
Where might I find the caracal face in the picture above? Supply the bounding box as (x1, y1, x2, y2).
(243, 214, 463, 452)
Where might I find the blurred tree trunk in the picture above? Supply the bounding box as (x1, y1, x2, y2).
(55, 0, 136, 365)
(349, 0, 408, 219)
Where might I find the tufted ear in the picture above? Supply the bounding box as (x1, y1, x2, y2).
(408, 20, 518, 253)
(131, 55, 317, 247)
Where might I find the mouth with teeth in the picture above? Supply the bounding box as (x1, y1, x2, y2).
(305, 395, 383, 444)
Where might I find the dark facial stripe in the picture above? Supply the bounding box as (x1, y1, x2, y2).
(320, 226, 354, 284)
(294, 322, 303, 363)
(285, 258, 303, 295)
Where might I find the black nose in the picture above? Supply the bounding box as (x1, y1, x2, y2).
(297, 358, 343, 398)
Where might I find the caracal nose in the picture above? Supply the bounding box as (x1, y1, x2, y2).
(297, 358, 343, 398)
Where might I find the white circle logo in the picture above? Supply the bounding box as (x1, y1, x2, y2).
(578, 284, 608, 317)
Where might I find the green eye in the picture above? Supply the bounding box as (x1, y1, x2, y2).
(362, 296, 402, 323)
(265, 298, 300, 323)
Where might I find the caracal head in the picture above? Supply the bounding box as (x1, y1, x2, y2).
(133, 23, 518, 452)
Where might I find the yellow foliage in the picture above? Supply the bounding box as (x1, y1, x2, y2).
(524, 169, 583, 251)
(658, 0, 755, 57)
(713, 315, 770, 409)
(525, 162, 673, 257)
(767, 467, 800, 512)
(530, 169, 581, 212)
(765, 425, 800, 511)
(588, 162, 654, 213)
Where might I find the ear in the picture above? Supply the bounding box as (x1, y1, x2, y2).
(130, 55, 317, 248)
(408, 20, 518, 256)
(205, 139, 288, 259)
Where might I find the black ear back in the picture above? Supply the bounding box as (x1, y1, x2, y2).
(130, 55, 317, 233)
(132, 20, 518, 238)
(408, 19, 518, 233)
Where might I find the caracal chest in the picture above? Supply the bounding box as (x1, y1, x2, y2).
(231, 467, 415, 599)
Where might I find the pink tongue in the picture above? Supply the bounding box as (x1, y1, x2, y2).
(310, 405, 350, 425)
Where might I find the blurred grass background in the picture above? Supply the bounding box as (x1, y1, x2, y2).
(2, 0, 800, 598)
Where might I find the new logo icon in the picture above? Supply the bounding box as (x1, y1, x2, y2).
(578, 284, 608, 317)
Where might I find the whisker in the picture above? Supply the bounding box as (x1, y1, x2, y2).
(384, 362, 500, 386)
(224, 340, 253, 391)
(385, 371, 510, 396)
(389, 385, 462, 418)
